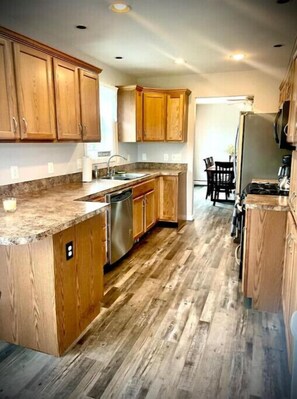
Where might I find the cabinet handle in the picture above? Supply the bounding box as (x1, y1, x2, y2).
(83, 125, 87, 136)
(22, 117, 28, 134)
(284, 123, 288, 136)
(12, 117, 18, 133)
(79, 123, 83, 134)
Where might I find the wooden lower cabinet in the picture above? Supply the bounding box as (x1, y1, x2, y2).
(159, 172, 187, 229)
(282, 211, 297, 370)
(132, 179, 156, 240)
(0, 213, 106, 356)
(242, 208, 287, 312)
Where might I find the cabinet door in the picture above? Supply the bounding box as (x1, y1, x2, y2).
(0, 38, 19, 140)
(282, 212, 296, 369)
(288, 59, 297, 143)
(54, 59, 81, 140)
(166, 92, 184, 141)
(159, 176, 178, 222)
(79, 69, 100, 142)
(143, 92, 166, 141)
(13, 43, 56, 140)
(289, 151, 297, 224)
(136, 89, 143, 141)
(145, 190, 156, 231)
(133, 196, 145, 239)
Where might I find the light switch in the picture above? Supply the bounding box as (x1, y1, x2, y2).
(10, 166, 19, 180)
(48, 162, 54, 174)
(142, 153, 147, 161)
(164, 154, 169, 161)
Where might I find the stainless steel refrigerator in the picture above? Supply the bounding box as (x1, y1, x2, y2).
(235, 112, 291, 194)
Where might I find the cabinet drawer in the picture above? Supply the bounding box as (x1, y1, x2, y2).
(133, 179, 155, 198)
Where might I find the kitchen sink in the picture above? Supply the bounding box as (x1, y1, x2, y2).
(101, 172, 148, 181)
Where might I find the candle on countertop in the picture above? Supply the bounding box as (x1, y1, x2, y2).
(3, 197, 17, 212)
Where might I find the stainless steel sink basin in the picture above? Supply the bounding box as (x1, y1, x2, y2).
(101, 172, 148, 181)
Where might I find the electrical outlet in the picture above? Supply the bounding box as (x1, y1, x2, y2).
(77, 158, 82, 170)
(164, 154, 169, 161)
(10, 166, 19, 180)
(48, 162, 54, 174)
(172, 153, 182, 162)
(127, 154, 130, 162)
(142, 153, 147, 161)
(65, 241, 74, 260)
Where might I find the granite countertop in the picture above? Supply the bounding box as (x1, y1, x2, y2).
(0, 169, 181, 245)
(245, 194, 289, 211)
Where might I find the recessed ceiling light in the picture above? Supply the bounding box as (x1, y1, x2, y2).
(115, 56, 123, 59)
(276, 0, 290, 4)
(273, 43, 284, 48)
(76, 25, 87, 30)
(109, 1, 131, 13)
(174, 58, 186, 65)
(230, 53, 245, 61)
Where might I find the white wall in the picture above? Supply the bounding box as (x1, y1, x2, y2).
(194, 102, 247, 183)
(0, 49, 135, 186)
(138, 68, 285, 219)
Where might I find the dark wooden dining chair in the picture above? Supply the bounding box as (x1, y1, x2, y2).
(203, 157, 215, 199)
(213, 161, 235, 205)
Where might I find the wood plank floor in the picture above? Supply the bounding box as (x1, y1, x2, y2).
(0, 186, 290, 399)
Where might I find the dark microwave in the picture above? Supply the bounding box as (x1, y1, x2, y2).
(274, 100, 295, 150)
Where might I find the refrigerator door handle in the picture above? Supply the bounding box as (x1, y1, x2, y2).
(274, 109, 281, 144)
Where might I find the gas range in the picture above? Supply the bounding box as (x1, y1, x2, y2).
(243, 182, 289, 196)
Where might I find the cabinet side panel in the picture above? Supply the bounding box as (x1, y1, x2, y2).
(247, 209, 286, 312)
(53, 225, 79, 354)
(118, 89, 137, 142)
(0, 239, 58, 355)
(159, 176, 178, 222)
(177, 172, 187, 229)
(75, 214, 102, 332)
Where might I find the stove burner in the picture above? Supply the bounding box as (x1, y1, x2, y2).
(244, 182, 289, 196)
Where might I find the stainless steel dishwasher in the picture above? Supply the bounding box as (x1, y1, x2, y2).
(106, 188, 133, 264)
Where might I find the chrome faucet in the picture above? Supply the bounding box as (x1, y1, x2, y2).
(107, 154, 127, 176)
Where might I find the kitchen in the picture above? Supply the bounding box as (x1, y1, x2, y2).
(0, 0, 297, 398)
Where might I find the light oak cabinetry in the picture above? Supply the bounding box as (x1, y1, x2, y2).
(117, 85, 143, 142)
(117, 85, 191, 142)
(0, 213, 106, 356)
(287, 59, 297, 143)
(282, 211, 297, 370)
(0, 26, 101, 143)
(242, 207, 287, 312)
(143, 91, 166, 141)
(54, 62, 101, 142)
(54, 59, 81, 140)
(0, 37, 19, 140)
(166, 91, 189, 141)
(79, 69, 101, 142)
(13, 43, 56, 140)
(289, 151, 297, 223)
(159, 172, 187, 229)
(132, 179, 156, 239)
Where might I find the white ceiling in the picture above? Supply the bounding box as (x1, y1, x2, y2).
(0, 0, 296, 78)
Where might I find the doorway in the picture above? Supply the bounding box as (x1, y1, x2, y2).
(194, 96, 253, 187)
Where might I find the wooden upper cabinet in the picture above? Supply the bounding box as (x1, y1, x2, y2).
(13, 43, 56, 140)
(79, 69, 100, 142)
(166, 90, 190, 142)
(53, 59, 81, 141)
(0, 26, 101, 143)
(117, 85, 143, 142)
(143, 91, 166, 141)
(288, 59, 297, 143)
(0, 38, 19, 140)
(117, 86, 191, 142)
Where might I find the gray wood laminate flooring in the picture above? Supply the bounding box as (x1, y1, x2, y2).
(0, 186, 290, 399)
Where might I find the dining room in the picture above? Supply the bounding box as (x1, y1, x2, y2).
(193, 95, 253, 205)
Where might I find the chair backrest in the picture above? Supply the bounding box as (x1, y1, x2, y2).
(214, 162, 234, 185)
(203, 157, 214, 169)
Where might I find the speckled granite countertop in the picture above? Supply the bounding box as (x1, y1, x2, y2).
(0, 170, 181, 245)
(245, 194, 289, 211)
(244, 179, 289, 211)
